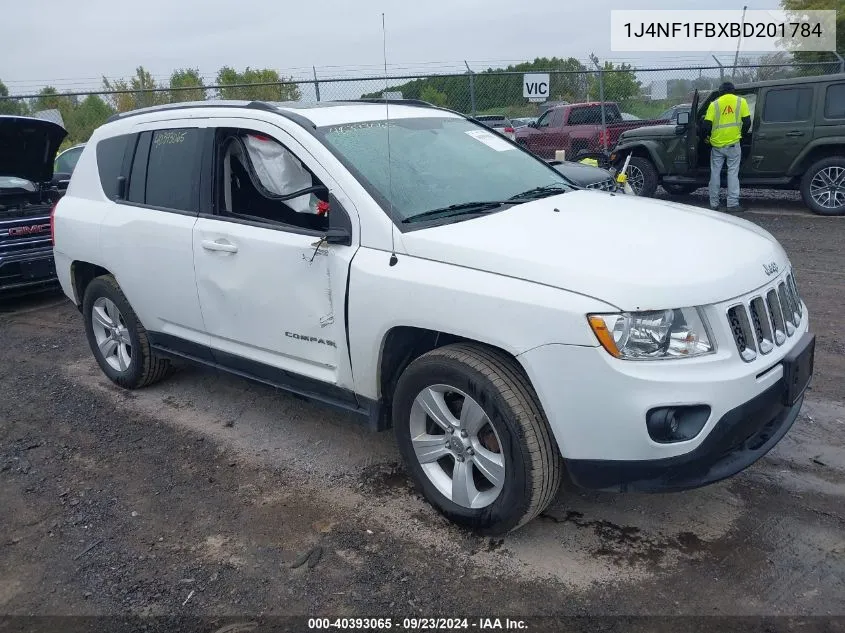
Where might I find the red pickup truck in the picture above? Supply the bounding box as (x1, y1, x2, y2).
(514, 102, 667, 160)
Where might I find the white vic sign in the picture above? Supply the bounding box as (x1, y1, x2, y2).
(523, 73, 550, 102)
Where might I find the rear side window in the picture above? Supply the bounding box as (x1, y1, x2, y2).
(145, 129, 202, 211)
(824, 84, 845, 119)
(125, 128, 201, 212)
(96, 136, 129, 200)
(762, 88, 813, 122)
(127, 132, 151, 203)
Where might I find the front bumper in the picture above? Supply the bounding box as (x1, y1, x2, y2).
(0, 246, 57, 294)
(517, 294, 812, 490)
(564, 377, 803, 492)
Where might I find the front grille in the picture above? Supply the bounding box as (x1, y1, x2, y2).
(586, 178, 616, 192)
(727, 272, 803, 362)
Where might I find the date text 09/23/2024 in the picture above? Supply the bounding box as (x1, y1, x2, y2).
(307, 617, 528, 630)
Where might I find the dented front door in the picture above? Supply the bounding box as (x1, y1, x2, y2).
(192, 218, 342, 382)
(191, 119, 350, 387)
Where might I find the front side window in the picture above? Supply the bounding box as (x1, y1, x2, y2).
(762, 88, 813, 123)
(319, 116, 571, 224)
(215, 129, 328, 232)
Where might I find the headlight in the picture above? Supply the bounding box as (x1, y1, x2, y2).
(587, 308, 715, 360)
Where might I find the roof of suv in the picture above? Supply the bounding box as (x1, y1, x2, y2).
(103, 99, 463, 132)
(735, 72, 845, 90)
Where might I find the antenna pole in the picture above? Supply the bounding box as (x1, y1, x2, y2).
(383, 12, 398, 266)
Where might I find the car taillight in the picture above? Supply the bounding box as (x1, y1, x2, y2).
(598, 130, 607, 146)
(504, 127, 515, 133)
(50, 202, 58, 246)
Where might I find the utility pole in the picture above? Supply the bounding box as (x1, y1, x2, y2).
(590, 54, 607, 152)
(465, 61, 476, 116)
(732, 6, 748, 79)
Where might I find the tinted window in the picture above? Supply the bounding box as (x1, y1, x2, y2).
(144, 128, 201, 211)
(536, 111, 553, 128)
(762, 88, 813, 122)
(568, 106, 621, 125)
(55, 146, 83, 174)
(96, 136, 129, 200)
(824, 84, 845, 119)
(127, 132, 151, 204)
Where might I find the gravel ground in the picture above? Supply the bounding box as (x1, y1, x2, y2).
(1, 203, 844, 629)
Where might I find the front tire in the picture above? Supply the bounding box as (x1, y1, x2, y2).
(801, 157, 845, 216)
(392, 344, 561, 534)
(83, 275, 172, 389)
(626, 156, 659, 197)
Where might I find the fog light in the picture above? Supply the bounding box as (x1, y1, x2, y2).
(646, 406, 711, 443)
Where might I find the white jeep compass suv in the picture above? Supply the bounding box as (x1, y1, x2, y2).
(52, 99, 814, 533)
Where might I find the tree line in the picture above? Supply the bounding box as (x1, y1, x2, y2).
(0, 66, 301, 148)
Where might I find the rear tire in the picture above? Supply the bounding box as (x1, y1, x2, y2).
(627, 156, 659, 197)
(392, 343, 561, 534)
(662, 183, 699, 196)
(800, 157, 845, 216)
(82, 275, 173, 389)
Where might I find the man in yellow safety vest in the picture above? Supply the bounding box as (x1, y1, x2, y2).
(703, 82, 751, 213)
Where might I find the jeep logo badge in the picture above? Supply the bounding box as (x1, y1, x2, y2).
(763, 262, 779, 276)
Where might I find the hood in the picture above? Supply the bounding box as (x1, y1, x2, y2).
(619, 124, 678, 141)
(401, 191, 788, 310)
(0, 116, 68, 184)
(554, 161, 612, 186)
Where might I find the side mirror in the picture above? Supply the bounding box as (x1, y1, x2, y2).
(325, 193, 353, 246)
(325, 226, 352, 245)
(676, 111, 690, 126)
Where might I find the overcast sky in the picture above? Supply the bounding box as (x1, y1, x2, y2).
(2, 0, 784, 95)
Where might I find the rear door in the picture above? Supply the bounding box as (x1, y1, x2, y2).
(750, 85, 815, 176)
(98, 125, 208, 344)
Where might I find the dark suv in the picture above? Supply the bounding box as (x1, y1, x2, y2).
(610, 74, 845, 215)
(0, 116, 67, 295)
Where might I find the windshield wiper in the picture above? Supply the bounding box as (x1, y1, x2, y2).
(402, 201, 509, 223)
(508, 184, 569, 201)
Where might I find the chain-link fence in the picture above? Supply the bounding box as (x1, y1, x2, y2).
(1, 58, 842, 148)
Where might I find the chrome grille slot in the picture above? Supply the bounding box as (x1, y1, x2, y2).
(727, 305, 757, 362)
(749, 297, 774, 354)
(777, 282, 797, 335)
(787, 274, 802, 319)
(765, 288, 787, 346)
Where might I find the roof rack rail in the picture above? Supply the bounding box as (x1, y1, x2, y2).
(101, 100, 319, 130)
(105, 100, 277, 124)
(350, 98, 435, 108)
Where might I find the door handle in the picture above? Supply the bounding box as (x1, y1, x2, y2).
(786, 131, 804, 137)
(201, 239, 238, 253)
